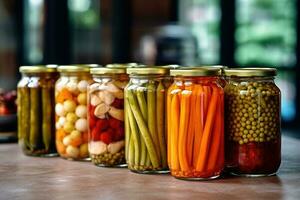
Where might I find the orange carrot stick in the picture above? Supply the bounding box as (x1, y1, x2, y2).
(196, 85, 219, 172)
(178, 90, 191, 172)
(170, 94, 180, 170)
(207, 91, 223, 171)
(193, 84, 204, 168)
(186, 85, 196, 166)
(167, 84, 175, 166)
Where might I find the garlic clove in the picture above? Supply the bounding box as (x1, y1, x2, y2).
(90, 94, 102, 106)
(94, 103, 110, 117)
(89, 141, 107, 155)
(99, 91, 115, 105)
(107, 140, 125, 154)
(108, 107, 124, 121)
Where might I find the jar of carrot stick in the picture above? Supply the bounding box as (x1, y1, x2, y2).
(224, 68, 281, 177)
(88, 66, 128, 167)
(55, 65, 95, 161)
(125, 67, 170, 174)
(168, 67, 224, 180)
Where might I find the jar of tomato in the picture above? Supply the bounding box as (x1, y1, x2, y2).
(88, 66, 128, 167)
(168, 67, 224, 180)
(125, 67, 170, 174)
(55, 65, 95, 160)
(18, 65, 58, 156)
(224, 68, 281, 176)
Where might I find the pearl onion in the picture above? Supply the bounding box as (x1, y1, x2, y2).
(66, 81, 78, 93)
(77, 80, 89, 92)
(66, 145, 79, 158)
(70, 130, 81, 140)
(66, 112, 78, 123)
(58, 117, 66, 126)
(75, 105, 87, 118)
(55, 122, 62, 129)
(63, 100, 76, 113)
(63, 135, 72, 146)
(55, 103, 66, 117)
(75, 118, 87, 132)
(77, 93, 87, 105)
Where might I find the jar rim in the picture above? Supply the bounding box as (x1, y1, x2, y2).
(19, 65, 58, 73)
(57, 64, 99, 73)
(224, 68, 277, 77)
(170, 67, 222, 76)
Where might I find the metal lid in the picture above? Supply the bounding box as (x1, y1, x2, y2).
(57, 64, 98, 73)
(106, 63, 139, 68)
(90, 67, 126, 75)
(126, 67, 169, 75)
(19, 65, 58, 73)
(224, 68, 277, 77)
(170, 67, 222, 76)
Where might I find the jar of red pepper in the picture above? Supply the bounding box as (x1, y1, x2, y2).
(224, 68, 281, 177)
(88, 67, 128, 167)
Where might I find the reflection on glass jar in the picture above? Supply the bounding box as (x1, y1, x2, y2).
(55, 65, 94, 161)
(88, 66, 128, 167)
(168, 67, 224, 180)
(17, 65, 58, 156)
(224, 68, 281, 177)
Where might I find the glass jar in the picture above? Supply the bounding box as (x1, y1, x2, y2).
(17, 65, 58, 156)
(125, 67, 169, 174)
(88, 67, 128, 167)
(55, 65, 94, 160)
(224, 68, 281, 177)
(168, 67, 224, 180)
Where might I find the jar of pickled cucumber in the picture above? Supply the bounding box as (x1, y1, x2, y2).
(224, 68, 281, 177)
(125, 67, 170, 174)
(168, 67, 224, 180)
(88, 67, 128, 167)
(55, 65, 94, 160)
(17, 65, 58, 156)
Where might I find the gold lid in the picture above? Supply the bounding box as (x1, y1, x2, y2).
(170, 67, 221, 76)
(57, 64, 97, 73)
(127, 67, 169, 75)
(90, 67, 126, 75)
(106, 63, 139, 68)
(19, 65, 57, 73)
(224, 68, 277, 77)
(155, 65, 181, 69)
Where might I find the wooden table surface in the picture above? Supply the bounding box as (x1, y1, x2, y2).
(0, 135, 300, 200)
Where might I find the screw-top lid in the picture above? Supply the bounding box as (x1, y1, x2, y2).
(19, 65, 58, 73)
(224, 68, 277, 77)
(170, 67, 222, 76)
(57, 64, 100, 73)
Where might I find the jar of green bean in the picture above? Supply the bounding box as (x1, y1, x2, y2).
(125, 67, 169, 173)
(17, 65, 58, 156)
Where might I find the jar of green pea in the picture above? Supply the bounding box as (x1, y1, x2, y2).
(224, 68, 281, 177)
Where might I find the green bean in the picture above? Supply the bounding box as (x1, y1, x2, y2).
(126, 96, 141, 166)
(17, 88, 23, 140)
(136, 88, 147, 166)
(22, 87, 30, 148)
(124, 92, 131, 161)
(29, 88, 41, 150)
(42, 86, 52, 151)
(127, 89, 159, 168)
(156, 81, 167, 168)
(147, 82, 161, 163)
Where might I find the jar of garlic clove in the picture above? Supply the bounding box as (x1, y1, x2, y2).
(55, 65, 96, 161)
(88, 66, 128, 167)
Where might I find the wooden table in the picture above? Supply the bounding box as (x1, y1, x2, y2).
(0, 135, 300, 200)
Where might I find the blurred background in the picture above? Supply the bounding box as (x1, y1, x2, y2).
(0, 0, 299, 135)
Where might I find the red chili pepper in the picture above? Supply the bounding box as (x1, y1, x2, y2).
(100, 131, 112, 144)
(96, 119, 109, 132)
(91, 128, 101, 141)
(108, 117, 121, 129)
(111, 98, 124, 109)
